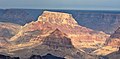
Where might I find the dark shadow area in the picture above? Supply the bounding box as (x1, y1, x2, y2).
(99, 48, 120, 59)
(42, 53, 65, 59)
(0, 54, 65, 59)
(30, 53, 65, 59)
(98, 56, 109, 59)
(30, 55, 42, 59)
(0, 54, 20, 59)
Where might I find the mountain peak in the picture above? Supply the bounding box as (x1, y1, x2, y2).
(37, 11, 78, 25)
(1, 11, 110, 59)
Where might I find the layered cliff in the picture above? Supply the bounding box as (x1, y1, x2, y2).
(0, 22, 21, 49)
(91, 27, 120, 57)
(95, 27, 120, 59)
(10, 11, 109, 49)
(0, 11, 109, 59)
(0, 9, 120, 34)
(107, 27, 120, 47)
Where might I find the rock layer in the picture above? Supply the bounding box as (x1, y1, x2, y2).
(0, 11, 109, 59)
(0, 22, 21, 48)
(107, 27, 120, 47)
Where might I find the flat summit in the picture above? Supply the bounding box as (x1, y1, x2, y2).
(0, 11, 109, 59)
(38, 11, 78, 25)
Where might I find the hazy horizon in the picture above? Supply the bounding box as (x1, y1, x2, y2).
(0, 0, 120, 10)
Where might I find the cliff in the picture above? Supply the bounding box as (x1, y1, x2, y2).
(0, 11, 109, 59)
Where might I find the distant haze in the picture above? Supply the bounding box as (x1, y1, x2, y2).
(0, 0, 120, 10)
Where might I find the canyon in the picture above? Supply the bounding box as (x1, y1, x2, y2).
(0, 9, 120, 34)
(0, 10, 120, 59)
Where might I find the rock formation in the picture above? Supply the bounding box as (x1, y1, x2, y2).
(107, 27, 120, 47)
(97, 27, 120, 59)
(0, 22, 21, 49)
(92, 27, 120, 58)
(1, 9, 120, 34)
(0, 11, 109, 59)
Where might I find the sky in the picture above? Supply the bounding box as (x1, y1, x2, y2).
(0, 0, 120, 10)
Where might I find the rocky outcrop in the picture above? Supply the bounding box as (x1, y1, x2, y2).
(38, 11, 78, 26)
(9, 11, 109, 51)
(0, 11, 109, 59)
(110, 27, 120, 39)
(0, 9, 120, 34)
(92, 27, 120, 57)
(0, 22, 21, 38)
(0, 22, 21, 48)
(42, 29, 74, 48)
(107, 27, 120, 47)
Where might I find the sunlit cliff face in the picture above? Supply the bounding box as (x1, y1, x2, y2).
(38, 11, 78, 25)
(10, 11, 109, 48)
(0, 11, 110, 59)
